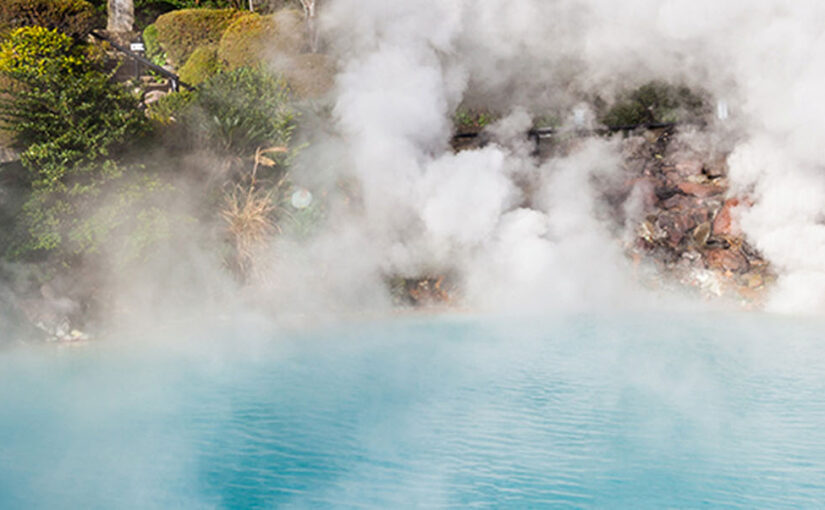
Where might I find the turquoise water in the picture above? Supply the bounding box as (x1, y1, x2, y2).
(2, 314, 825, 508)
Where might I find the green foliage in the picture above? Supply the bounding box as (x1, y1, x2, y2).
(454, 108, 495, 130)
(154, 8, 244, 66)
(146, 89, 194, 123)
(137, 0, 252, 10)
(0, 27, 87, 78)
(142, 24, 167, 67)
(11, 161, 179, 265)
(179, 45, 222, 85)
(217, 10, 304, 70)
(0, 0, 99, 40)
(186, 66, 296, 156)
(0, 27, 148, 189)
(600, 81, 707, 127)
(0, 26, 152, 262)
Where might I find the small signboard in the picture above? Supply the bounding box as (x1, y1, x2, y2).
(130, 42, 145, 52)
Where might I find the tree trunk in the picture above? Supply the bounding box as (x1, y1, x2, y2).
(107, 0, 134, 34)
(300, 0, 319, 53)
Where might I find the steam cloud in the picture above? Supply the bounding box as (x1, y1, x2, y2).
(266, 0, 825, 315)
(5, 0, 824, 334)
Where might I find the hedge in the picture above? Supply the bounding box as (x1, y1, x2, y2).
(217, 10, 304, 70)
(154, 8, 244, 66)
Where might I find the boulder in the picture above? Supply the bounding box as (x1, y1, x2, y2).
(673, 157, 704, 177)
(705, 248, 748, 273)
(677, 180, 724, 198)
(143, 89, 167, 105)
(712, 198, 741, 236)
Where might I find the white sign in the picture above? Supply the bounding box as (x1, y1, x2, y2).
(130, 42, 145, 52)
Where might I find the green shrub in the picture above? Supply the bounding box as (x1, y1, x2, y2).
(0, 26, 88, 78)
(185, 66, 296, 156)
(600, 81, 707, 127)
(0, 0, 99, 39)
(179, 45, 222, 85)
(146, 89, 194, 124)
(217, 10, 304, 70)
(0, 27, 148, 189)
(454, 108, 495, 130)
(11, 161, 179, 265)
(154, 8, 244, 66)
(142, 24, 167, 67)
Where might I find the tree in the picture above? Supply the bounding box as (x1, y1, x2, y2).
(0, 26, 152, 260)
(0, 26, 148, 187)
(297, 0, 319, 52)
(107, 0, 134, 33)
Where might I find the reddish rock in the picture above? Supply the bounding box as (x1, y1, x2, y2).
(661, 194, 698, 210)
(690, 208, 710, 225)
(674, 158, 704, 177)
(712, 198, 742, 236)
(665, 214, 696, 247)
(705, 248, 748, 273)
(677, 181, 724, 198)
(626, 177, 659, 208)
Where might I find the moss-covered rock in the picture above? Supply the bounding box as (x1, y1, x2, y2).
(154, 8, 244, 66)
(179, 45, 221, 85)
(217, 9, 305, 70)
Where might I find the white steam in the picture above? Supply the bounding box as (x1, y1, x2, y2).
(260, 0, 825, 315)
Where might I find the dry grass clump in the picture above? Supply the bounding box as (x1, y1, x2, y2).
(221, 181, 277, 277)
(220, 147, 288, 279)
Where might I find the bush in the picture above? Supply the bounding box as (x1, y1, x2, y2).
(154, 8, 244, 66)
(0, 0, 99, 40)
(146, 89, 194, 124)
(179, 45, 222, 85)
(600, 81, 707, 127)
(11, 161, 178, 265)
(217, 10, 304, 69)
(142, 24, 167, 67)
(0, 27, 149, 188)
(185, 66, 296, 156)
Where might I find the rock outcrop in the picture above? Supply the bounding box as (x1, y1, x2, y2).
(616, 128, 773, 304)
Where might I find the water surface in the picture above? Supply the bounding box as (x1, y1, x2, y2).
(1, 313, 825, 508)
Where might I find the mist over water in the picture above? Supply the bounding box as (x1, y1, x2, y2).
(3, 315, 825, 508)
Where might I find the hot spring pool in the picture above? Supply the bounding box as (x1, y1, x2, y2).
(2, 313, 825, 508)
